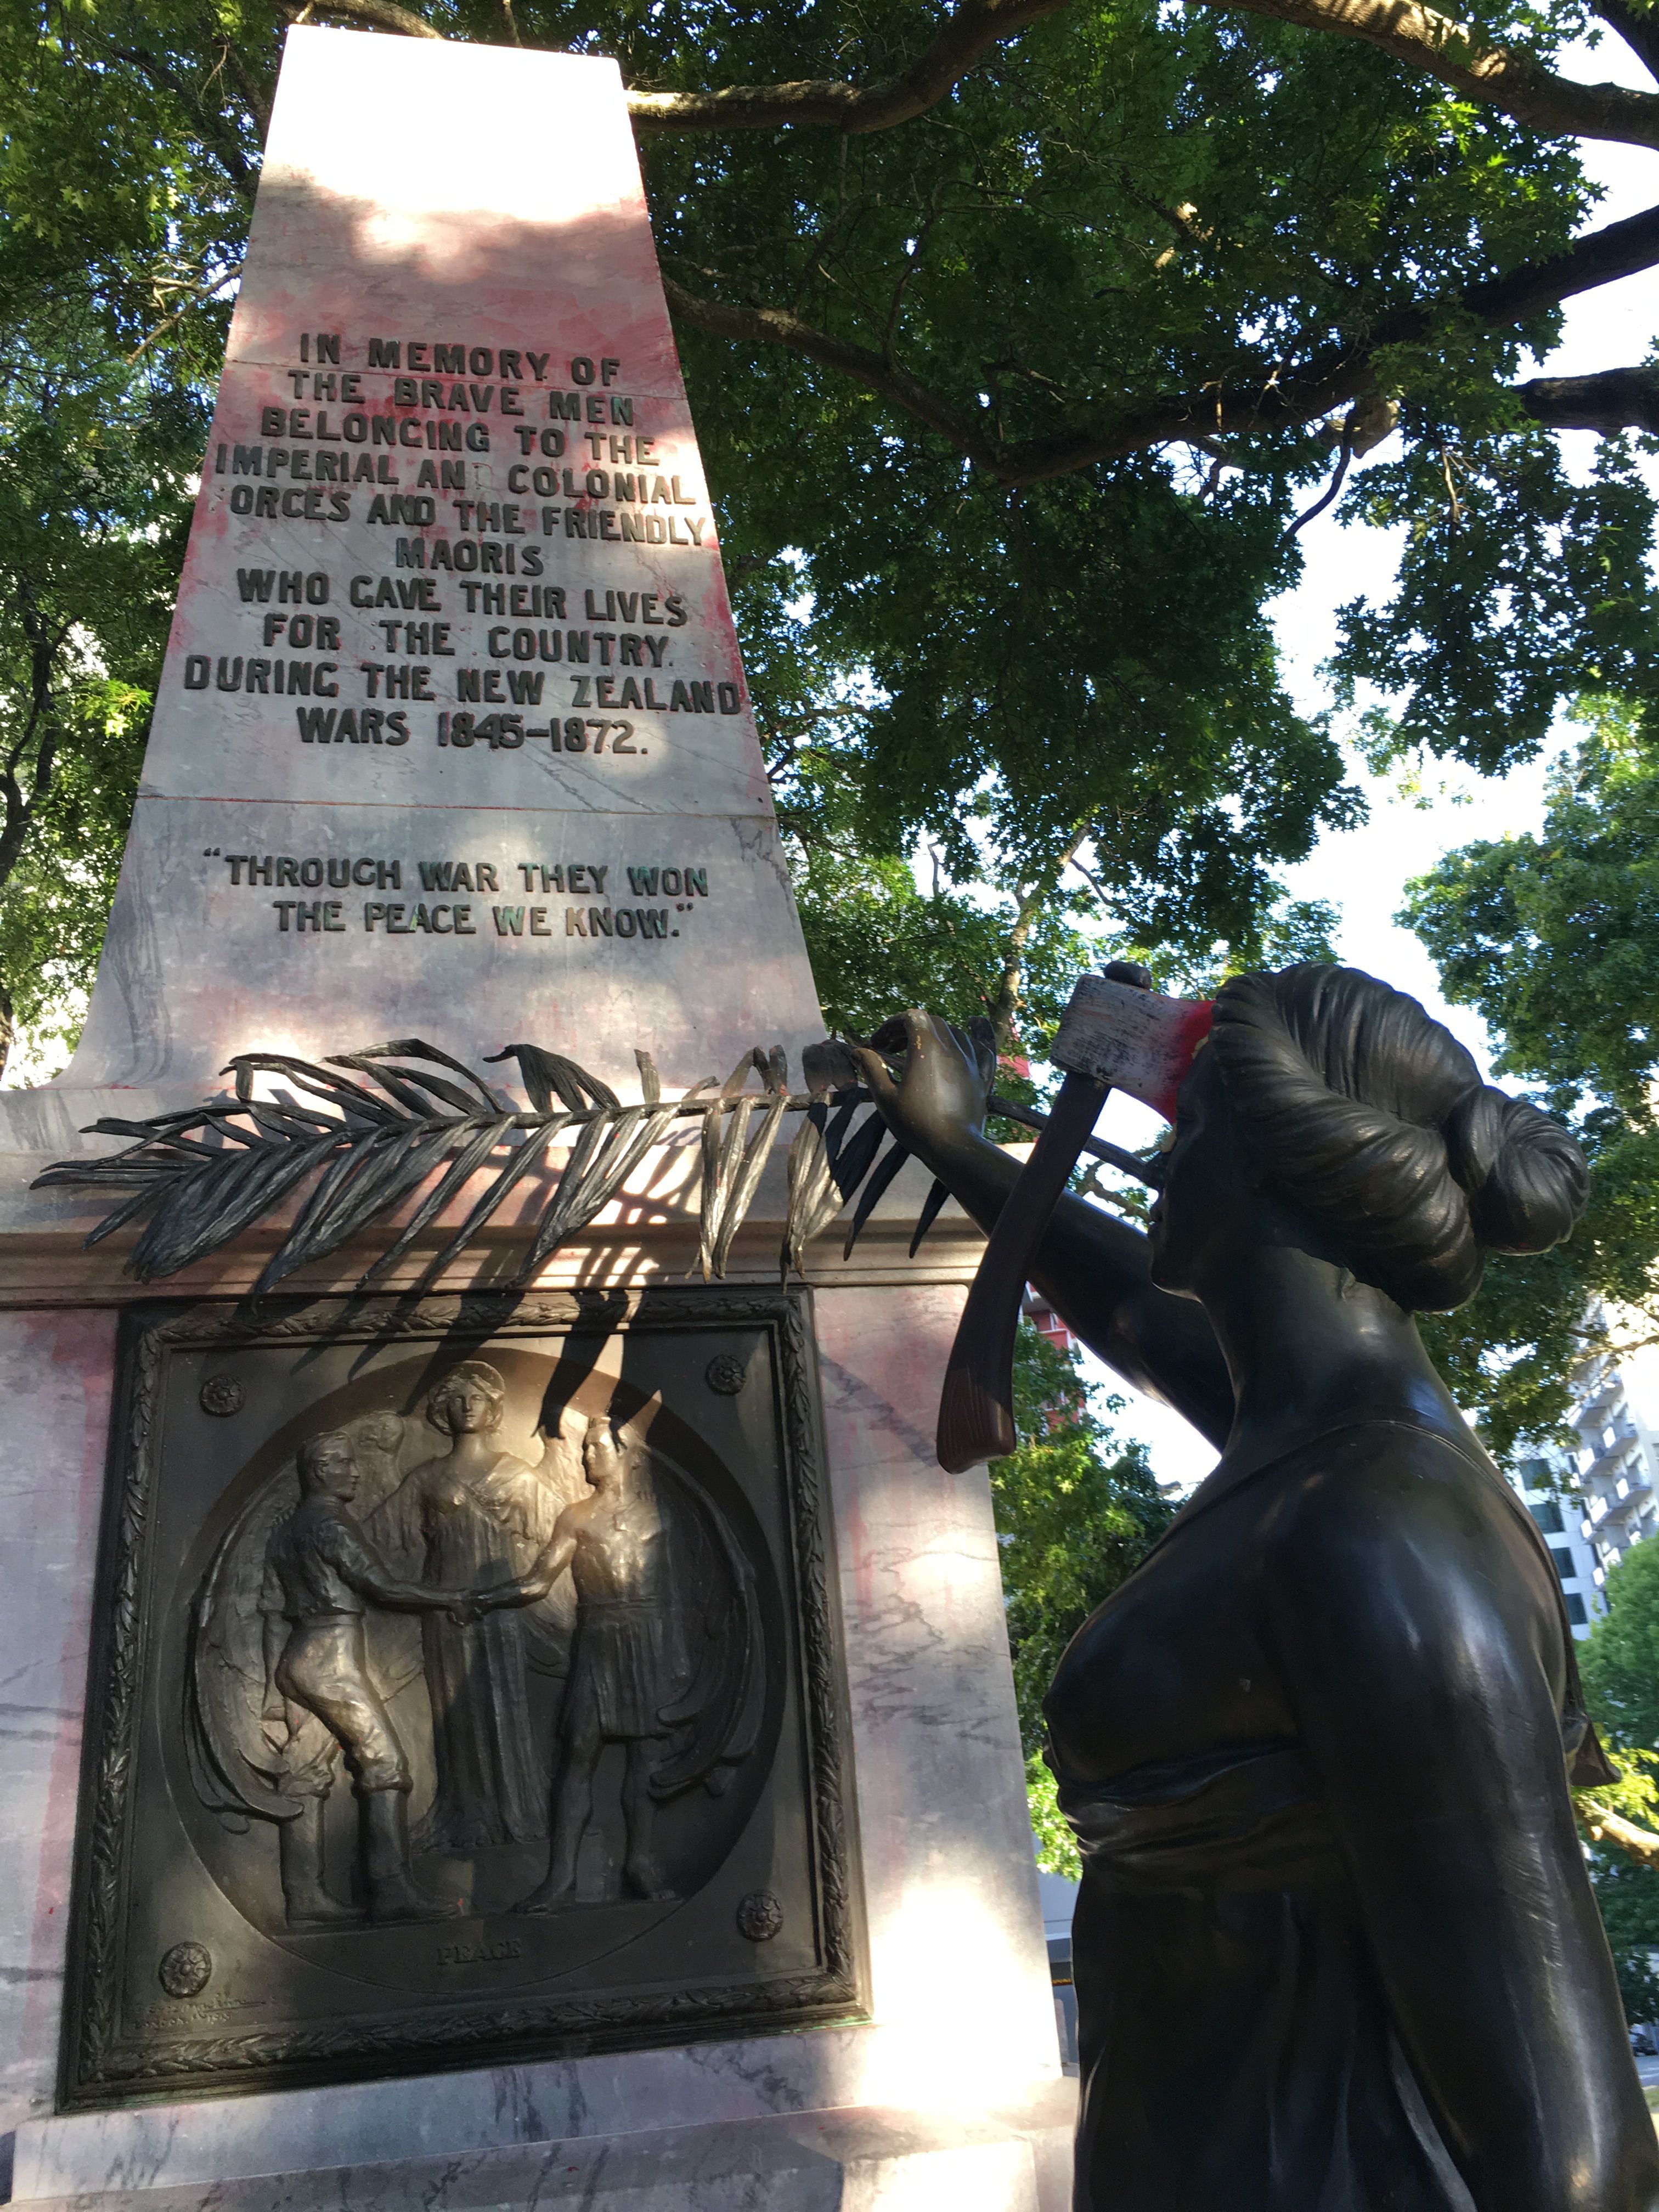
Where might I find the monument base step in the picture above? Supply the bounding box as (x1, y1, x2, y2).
(10, 2095, 1076, 2212)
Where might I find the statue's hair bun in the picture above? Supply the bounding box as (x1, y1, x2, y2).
(1209, 966, 1588, 1312)
(1443, 1082, 1589, 1255)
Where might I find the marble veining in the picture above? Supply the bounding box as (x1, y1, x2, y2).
(0, 1310, 116, 2142)
(15, 2104, 1054, 2212)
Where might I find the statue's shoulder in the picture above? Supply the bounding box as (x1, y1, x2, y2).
(1254, 1424, 1570, 1709)
(488, 1449, 543, 1482)
(1261, 1420, 1541, 1594)
(306, 1491, 366, 1541)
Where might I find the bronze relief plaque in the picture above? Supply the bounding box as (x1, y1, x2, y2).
(63, 1288, 864, 2106)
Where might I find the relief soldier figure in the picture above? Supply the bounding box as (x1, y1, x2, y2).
(257, 1429, 466, 1924)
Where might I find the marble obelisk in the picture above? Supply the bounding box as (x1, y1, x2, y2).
(66, 27, 820, 1094)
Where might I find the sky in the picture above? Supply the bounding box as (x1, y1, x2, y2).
(1097, 42, 1659, 1488)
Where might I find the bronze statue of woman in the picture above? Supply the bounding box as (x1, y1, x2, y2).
(856, 966, 1659, 2212)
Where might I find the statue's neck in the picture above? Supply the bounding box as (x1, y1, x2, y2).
(1200, 1241, 1466, 1472)
(448, 1431, 497, 1471)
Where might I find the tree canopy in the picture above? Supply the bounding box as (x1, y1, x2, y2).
(4, 0, 1659, 1077)
(991, 1321, 1174, 1872)
(1407, 700, 1659, 1447)
(1583, 1525, 1659, 1753)
(1572, 1556, 1659, 2016)
(3, 0, 1657, 1442)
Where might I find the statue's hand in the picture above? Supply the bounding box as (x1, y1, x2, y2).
(450, 1577, 520, 1623)
(850, 1012, 995, 1167)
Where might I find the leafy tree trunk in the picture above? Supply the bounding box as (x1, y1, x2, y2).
(0, 579, 64, 888)
(988, 828, 1088, 1054)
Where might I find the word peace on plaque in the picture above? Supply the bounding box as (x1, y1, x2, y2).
(61, 1286, 862, 2106)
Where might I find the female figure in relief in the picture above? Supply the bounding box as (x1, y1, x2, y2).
(857, 966, 1659, 2212)
(380, 1362, 582, 1852)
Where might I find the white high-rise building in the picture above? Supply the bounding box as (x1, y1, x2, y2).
(1508, 1448, 1605, 1637)
(1571, 1341, 1659, 1577)
(1505, 1331, 1659, 1638)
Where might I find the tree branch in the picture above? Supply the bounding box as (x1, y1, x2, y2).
(989, 825, 1090, 1050)
(1462, 197, 1659, 321)
(1193, 0, 1659, 149)
(104, 40, 261, 202)
(280, 0, 1068, 122)
(631, 0, 1659, 148)
(1519, 365, 1659, 432)
(1285, 412, 1357, 535)
(1593, 0, 1659, 85)
(0, 582, 62, 890)
(261, 0, 1659, 159)
(126, 264, 244, 366)
(626, 0, 1068, 133)
(271, 0, 444, 35)
(630, 0, 1659, 146)
(659, 274, 998, 461)
(1577, 1797, 1659, 1868)
(213, 34, 275, 137)
(665, 202, 1659, 484)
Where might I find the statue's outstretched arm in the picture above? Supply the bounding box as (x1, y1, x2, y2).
(855, 1014, 1234, 1448)
(324, 1518, 457, 1612)
(1266, 1440, 1659, 2212)
(470, 1521, 581, 1612)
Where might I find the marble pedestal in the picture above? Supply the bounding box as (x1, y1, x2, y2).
(11, 2094, 1077, 2212)
(0, 1118, 1069, 2210)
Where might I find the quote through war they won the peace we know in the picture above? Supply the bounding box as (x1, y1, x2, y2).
(182, 330, 754, 951)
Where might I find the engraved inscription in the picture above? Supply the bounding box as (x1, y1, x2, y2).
(203, 845, 714, 943)
(174, 318, 758, 966)
(138, 1994, 272, 2030)
(438, 1937, 522, 1968)
(200, 334, 742, 764)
